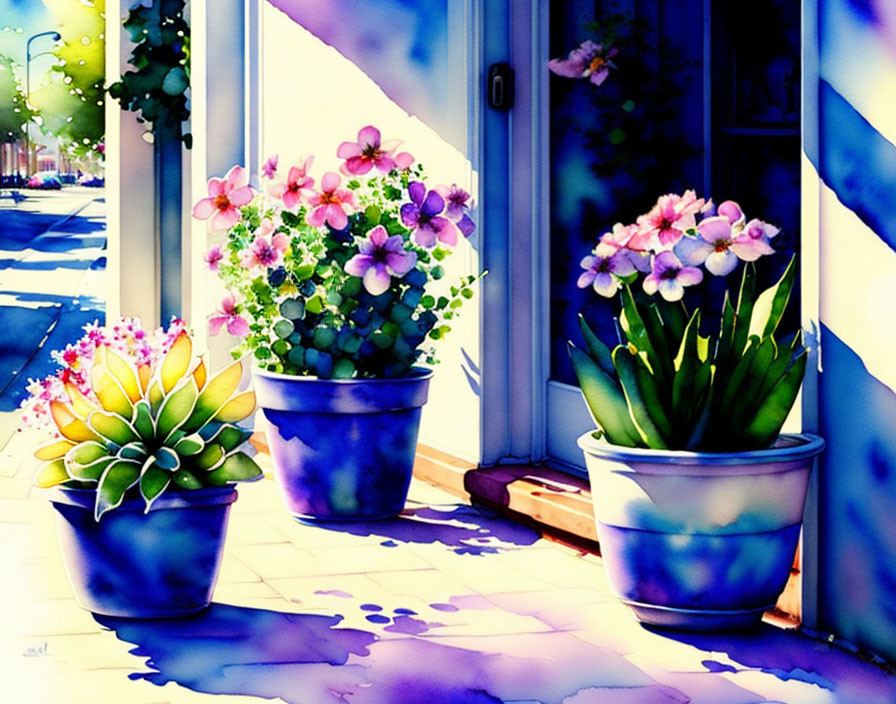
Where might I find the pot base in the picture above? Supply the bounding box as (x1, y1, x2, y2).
(624, 599, 772, 632)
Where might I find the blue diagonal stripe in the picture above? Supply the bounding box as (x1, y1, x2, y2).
(815, 79, 896, 253)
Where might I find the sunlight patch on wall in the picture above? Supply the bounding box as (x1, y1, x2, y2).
(819, 181, 896, 395)
(260, 1, 481, 462)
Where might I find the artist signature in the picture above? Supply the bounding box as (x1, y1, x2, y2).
(22, 642, 48, 657)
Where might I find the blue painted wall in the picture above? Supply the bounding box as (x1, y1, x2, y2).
(811, 0, 896, 662)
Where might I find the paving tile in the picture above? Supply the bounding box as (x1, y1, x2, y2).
(227, 541, 315, 581)
(367, 567, 479, 599)
(265, 572, 392, 607)
(6, 597, 100, 638)
(293, 543, 434, 577)
(412, 547, 554, 594)
(212, 579, 284, 605)
(491, 542, 609, 589)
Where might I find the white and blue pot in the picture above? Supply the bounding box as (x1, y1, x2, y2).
(50, 485, 237, 618)
(253, 367, 432, 521)
(578, 432, 825, 631)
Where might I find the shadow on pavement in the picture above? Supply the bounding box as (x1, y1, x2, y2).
(96, 604, 378, 703)
(306, 504, 541, 555)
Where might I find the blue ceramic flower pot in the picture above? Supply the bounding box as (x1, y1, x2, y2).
(578, 432, 825, 631)
(253, 367, 433, 521)
(50, 485, 237, 618)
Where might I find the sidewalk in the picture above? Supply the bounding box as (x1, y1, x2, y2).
(2, 438, 895, 703)
(0, 187, 106, 439)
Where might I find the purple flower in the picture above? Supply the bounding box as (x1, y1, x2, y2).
(548, 40, 618, 86)
(577, 243, 638, 297)
(642, 251, 703, 302)
(437, 184, 476, 238)
(204, 244, 224, 272)
(400, 182, 459, 248)
(344, 225, 417, 295)
(675, 215, 775, 277)
(262, 153, 278, 179)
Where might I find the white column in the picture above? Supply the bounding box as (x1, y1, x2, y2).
(104, 0, 158, 326)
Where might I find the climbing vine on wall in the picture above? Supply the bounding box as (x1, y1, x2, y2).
(108, 0, 191, 146)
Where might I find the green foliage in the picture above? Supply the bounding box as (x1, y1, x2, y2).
(212, 159, 481, 379)
(0, 55, 33, 143)
(570, 258, 806, 451)
(107, 0, 191, 145)
(34, 332, 261, 520)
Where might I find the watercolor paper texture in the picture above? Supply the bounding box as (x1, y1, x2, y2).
(2, 0, 896, 701)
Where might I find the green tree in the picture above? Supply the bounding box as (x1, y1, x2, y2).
(0, 54, 33, 144)
(31, 0, 105, 156)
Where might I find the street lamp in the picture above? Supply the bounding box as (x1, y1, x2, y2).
(25, 30, 61, 177)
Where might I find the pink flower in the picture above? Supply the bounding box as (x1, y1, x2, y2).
(742, 218, 780, 243)
(209, 294, 250, 337)
(337, 125, 414, 176)
(577, 242, 639, 297)
(192, 165, 255, 231)
(305, 172, 359, 230)
(630, 190, 706, 251)
(717, 200, 744, 224)
(548, 40, 618, 86)
(344, 225, 417, 296)
(239, 220, 288, 270)
(262, 153, 278, 179)
(204, 244, 224, 272)
(642, 251, 704, 302)
(675, 215, 775, 277)
(268, 157, 314, 209)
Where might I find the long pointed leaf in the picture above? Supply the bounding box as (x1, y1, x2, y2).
(34, 439, 76, 461)
(157, 377, 199, 440)
(749, 255, 798, 340)
(612, 347, 668, 449)
(215, 391, 256, 423)
(102, 346, 142, 402)
(568, 343, 642, 447)
(742, 351, 807, 447)
(50, 401, 99, 442)
(182, 359, 244, 432)
(731, 263, 758, 360)
(161, 330, 193, 394)
(578, 315, 616, 378)
(88, 410, 139, 446)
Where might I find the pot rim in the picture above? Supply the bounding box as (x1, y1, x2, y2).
(252, 365, 434, 385)
(577, 431, 825, 466)
(49, 484, 238, 513)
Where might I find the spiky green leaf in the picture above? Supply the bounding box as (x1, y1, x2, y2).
(156, 377, 199, 440)
(34, 459, 70, 488)
(613, 346, 668, 449)
(88, 410, 139, 446)
(95, 459, 142, 520)
(206, 452, 263, 485)
(568, 343, 642, 447)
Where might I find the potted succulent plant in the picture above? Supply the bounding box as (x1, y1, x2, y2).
(24, 318, 262, 618)
(569, 192, 824, 631)
(193, 126, 477, 521)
